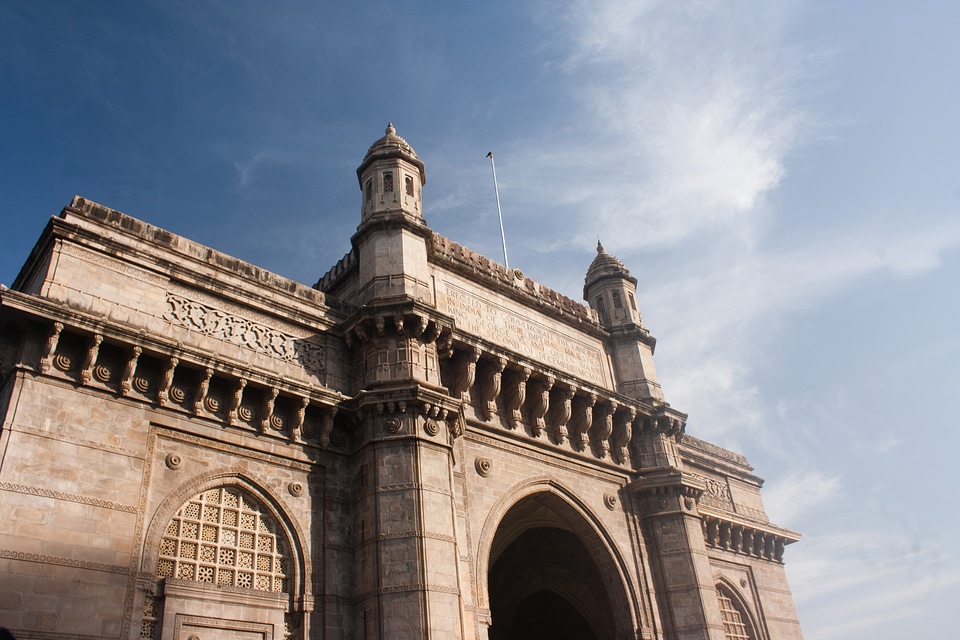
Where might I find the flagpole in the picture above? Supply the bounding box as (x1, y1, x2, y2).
(486, 152, 509, 270)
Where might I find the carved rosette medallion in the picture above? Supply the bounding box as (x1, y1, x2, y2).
(657, 497, 669, 510)
(270, 413, 285, 431)
(165, 453, 183, 470)
(203, 395, 221, 413)
(475, 457, 493, 477)
(329, 429, 345, 446)
(53, 353, 73, 372)
(604, 493, 617, 510)
(424, 419, 440, 436)
(288, 482, 304, 497)
(385, 417, 402, 433)
(237, 404, 255, 423)
(133, 375, 152, 394)
(169, 385, 187, 404)
(92, 364, 113, 383)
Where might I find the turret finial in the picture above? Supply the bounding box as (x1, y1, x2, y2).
(597, 238, 604, 253)
(386, 122, 396, 136)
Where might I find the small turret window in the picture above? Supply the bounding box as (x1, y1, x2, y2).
(405, 175, 414, 196)
(596, 295, 607, 322)
(612, 290, 623, 309)
(628, 292, 637, 311)
(383, 172, 394, 193)
(365, 179, 372, 202)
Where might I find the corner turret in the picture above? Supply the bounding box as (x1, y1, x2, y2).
(584, 242, 663, 401)
(584, 241, 643, 329)
(351, 124, 433, 306)
(357, 123, 426, 224)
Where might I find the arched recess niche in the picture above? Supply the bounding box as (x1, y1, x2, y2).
(716, 579, 763, 640)
(137, 468, 312, 640)
(476, 478, 641, 640)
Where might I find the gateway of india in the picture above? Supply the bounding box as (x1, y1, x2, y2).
(0, 126, 803, 640)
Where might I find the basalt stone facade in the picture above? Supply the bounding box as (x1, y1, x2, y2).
(0, 126, 804, 640)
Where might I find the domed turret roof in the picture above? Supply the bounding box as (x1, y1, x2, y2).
(584, 241, 637, 293)
(357, 123, 426, 186)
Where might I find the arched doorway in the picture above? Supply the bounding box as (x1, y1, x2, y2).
(487, 491, 621, 640)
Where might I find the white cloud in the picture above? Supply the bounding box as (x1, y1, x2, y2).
(788, 528, 960, 639)
(761, 470, 841, 526)
(509, 0, 810, 250)
(643, 220, 960, 442)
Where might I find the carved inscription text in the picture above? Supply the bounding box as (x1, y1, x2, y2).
(444, 283, 606, 386)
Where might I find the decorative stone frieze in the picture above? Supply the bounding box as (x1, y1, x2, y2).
(164, 293, 326, 377)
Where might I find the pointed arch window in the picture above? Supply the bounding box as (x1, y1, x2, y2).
(716, 584, 754, 640)
(156, 486, 288, 593)
(383, 171, 394, 193)
(405, 175, 414, 196)
(612, 290, 623, 309)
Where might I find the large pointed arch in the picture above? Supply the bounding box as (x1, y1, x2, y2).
(475, 476, 643, 639)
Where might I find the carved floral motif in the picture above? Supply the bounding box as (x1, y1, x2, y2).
(164, 294, 325, 376)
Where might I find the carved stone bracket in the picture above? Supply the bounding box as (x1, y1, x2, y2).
(641, 405, 687, 439)
(227, 378, 247, 426)
(569, 392, 595, 452)
(261, 387, 279, 434)
(119, 345, 141, 396)
(480, 356, 506, 421)
(454, 346, 481, 400)
(592, 399, 616, 459)
(156, 356, 179, 406)
(38, 322, 63, 374)
(612, 405, 636, 465)
(529, 375, 554, 438)
(550, 384, 575, 446)
(193, 367, 214, 415)
(503, 367, 530, 430)
(320, 406, 337, 447)
(292, 396, 309, 442)
(80, 334, 103, 386)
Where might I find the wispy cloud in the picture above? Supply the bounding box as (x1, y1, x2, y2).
(503, 0, 812, 250)
(789, 527, 960, 639)
(761, 470, 842, 526)
(646, 220, 960, 441)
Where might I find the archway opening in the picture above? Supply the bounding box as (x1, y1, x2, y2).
(487, 493, 617, 640)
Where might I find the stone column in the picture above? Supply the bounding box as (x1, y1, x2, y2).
(353, 395, 464, 640)
(631, 472, 726, 640)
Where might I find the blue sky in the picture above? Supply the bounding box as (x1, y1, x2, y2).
(2, 2, 958, 638)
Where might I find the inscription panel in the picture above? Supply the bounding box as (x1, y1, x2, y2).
(441, 281, 608, 386)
